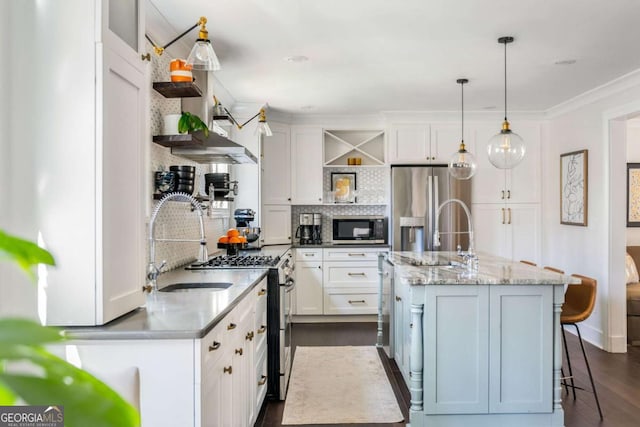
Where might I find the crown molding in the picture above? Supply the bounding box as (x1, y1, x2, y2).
(546, 68, 640, 119)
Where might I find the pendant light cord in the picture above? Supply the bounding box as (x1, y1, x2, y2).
(504, 39, 508, 121)
(461, 81, 465, 144)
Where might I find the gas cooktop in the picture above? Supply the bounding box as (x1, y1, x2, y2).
(186, 254, 281, 270)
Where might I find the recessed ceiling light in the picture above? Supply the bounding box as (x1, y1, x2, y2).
(554, 59, 577, 65)
(284, 55, 309, 63)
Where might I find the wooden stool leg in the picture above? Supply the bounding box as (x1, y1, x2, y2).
(574, 324, 603, 420)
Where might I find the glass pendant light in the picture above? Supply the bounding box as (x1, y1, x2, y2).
(255, 108, 273, 136)
(186, 17, 221, 71)
(487, 36, 525, 169)
(449, 79, 477, 180)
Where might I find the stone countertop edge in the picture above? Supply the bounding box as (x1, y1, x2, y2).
(64, 269, 269, 341)
(387, 251, 581, 286)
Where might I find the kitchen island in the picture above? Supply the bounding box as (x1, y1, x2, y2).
(380, 251, 577, 427)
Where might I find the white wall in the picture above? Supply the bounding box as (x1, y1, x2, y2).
(543, 72, 640, 352)
(626, 121, 640, 245)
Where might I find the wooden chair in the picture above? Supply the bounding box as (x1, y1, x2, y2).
(561, 274, 603, 420)
(543, 266, 564, 274)
(520, 260, 537, 266)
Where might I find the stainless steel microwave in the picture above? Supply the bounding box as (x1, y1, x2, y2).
(332, 216, 388, 244)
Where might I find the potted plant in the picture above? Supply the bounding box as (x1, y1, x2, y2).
(178, 111, 209, 137)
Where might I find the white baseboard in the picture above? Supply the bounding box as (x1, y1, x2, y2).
(292, 314, 377, 323)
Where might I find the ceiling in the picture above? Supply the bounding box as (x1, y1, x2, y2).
(148, 0, 640, 116)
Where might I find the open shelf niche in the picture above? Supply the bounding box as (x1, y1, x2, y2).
(323, 130, 386, 166)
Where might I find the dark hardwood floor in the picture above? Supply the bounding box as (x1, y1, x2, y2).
(255, 322, 640, 427)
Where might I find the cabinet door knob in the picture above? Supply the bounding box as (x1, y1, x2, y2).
(208, 341, 221, 352)
(246, 331, 254, 341)
(227, 323, 237, 330)
(258, 375, 267, 386)
(141, 53, 151, 61)
(223, 366, 232, 374)
(257, 325, 266, 334)
(318, 265, 322, 269)
(395, 296, 402, 302)
(258, 289, 266, 296)
(287, 198, 291, 201)
(235, 348, 243, 355)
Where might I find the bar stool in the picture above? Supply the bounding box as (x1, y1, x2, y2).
(544, 266, 565, 274)
(561, 274, 603, 420)
(520, 260, 537, 266)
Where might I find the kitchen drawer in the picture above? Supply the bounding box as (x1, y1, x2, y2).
(323, 287, 379, 315)
(200, 318, 227, 368)
(323, 262, 378, 287)
(323, 248, 387, 262)
(296, 248, 323, 261)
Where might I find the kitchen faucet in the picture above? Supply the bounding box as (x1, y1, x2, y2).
(145, 192, 208, 293)
(433, 198, 477, 270)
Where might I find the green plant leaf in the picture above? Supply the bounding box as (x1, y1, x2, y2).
(0, 347, 139, 427)
(0, 319, 65, 345)
(178, 112, 190, 134)
(0, 230, 55, 280)
(0, 382, 17, 405)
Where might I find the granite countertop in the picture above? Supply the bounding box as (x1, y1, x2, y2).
(293, 243, 390, 249)
(387, 251, 580, 285)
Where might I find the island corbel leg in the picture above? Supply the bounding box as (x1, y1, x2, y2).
(553, 285, 566, 420)
(410, 303, 424, 413)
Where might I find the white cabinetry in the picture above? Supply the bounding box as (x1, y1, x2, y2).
(261, 124, 292, 245)
(388, 123, 469, 165)
(294, 249, 324, 315)
(322, 248, 383, 315)
(31, 0, 147, 325)
(393, 273, 411, 384)
(472, 122, 542, 262)
(291, 127, 324, 204)
(64, 278, 268, 427)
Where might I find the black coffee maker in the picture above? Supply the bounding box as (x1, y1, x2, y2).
(312, 213, 322, 244)
(296, 213, 314, 245)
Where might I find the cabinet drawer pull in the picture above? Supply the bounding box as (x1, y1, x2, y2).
(235, 348, 243, 355)
(348, 300, 366, 304)
(208, 341, 221, 352)
(223, 366, 232, 374)
(395, 296, 402, 302)
(348, 272, 366, 276)
(501, 208, 505, 224)
(501, 190, 505, 200)
(258, 375, 267, 386)
(507, 207, 512, 225)
(257, 289, 266, 296)
(257, 325, 266, 334)
(227, 323, 237, 330)
(348, 253, 366, 257)
(507, 190, 511, 199)
(304, 253, 315, 257)
(246, 331, 254, 341)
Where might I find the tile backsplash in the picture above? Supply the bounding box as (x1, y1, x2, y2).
(147, 41, 228, 272)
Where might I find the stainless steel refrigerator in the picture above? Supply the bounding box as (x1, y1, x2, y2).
(391, 165, 472, 252)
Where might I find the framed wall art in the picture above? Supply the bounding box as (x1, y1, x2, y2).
(331, 172, 357, 203)
(560, 149, 588, 226)
(627, 163, 640, 227)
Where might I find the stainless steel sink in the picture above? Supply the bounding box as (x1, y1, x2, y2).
(159, 282, 233, 292)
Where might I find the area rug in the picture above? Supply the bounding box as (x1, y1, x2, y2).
(281, 346, 404, 425)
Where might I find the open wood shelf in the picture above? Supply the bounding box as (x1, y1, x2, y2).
(152, 133, 205, 147)
(152, 81, 202, 98)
